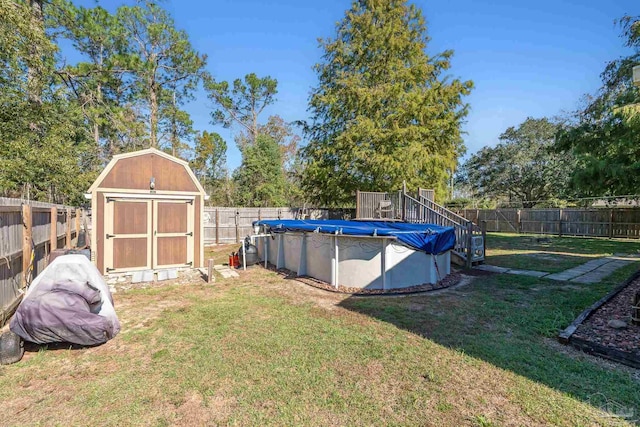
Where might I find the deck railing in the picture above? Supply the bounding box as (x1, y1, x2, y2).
(403, 194, 483, 266)
(356, 188, 485, 267)
(356, 191, 402, 220)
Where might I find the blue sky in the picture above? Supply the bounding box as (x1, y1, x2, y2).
(72, 0, 637, 169)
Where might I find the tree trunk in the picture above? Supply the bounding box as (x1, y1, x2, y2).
(27, 0, 44, 106)
(149, 80, 158, 147)
(171, 90, 177, 156)
(94, 82, 101, 147)
(93, 121, 100, 146)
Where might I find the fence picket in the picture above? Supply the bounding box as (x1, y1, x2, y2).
(455, 208, 640, 239)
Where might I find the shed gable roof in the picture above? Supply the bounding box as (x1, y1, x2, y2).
(88, 148, 206, 194)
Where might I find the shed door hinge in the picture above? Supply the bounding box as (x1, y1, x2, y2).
(106, 234, 116, 239)
(185, 231, 193, 236)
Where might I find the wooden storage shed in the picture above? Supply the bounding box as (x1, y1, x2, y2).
(87, 148, 207, 274)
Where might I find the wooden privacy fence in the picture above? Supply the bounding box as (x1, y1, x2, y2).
(455, 208, 640, 239)
(0, 198, 82, 323)
(203, 207, 355, 244)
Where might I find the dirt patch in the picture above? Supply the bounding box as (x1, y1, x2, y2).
(106, 268, 207, 293)
(168, 389, 236, 425)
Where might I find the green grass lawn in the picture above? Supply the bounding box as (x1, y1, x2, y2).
(0, 244, 638, 425)
(485, 233, 640, 272)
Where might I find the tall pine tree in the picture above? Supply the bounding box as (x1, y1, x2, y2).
(301, 0, 472, 205)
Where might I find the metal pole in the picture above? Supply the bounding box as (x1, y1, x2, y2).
(264, 236, 268, 268)
(381, 238, 387, 290)
(331, 234, 340, 288)
(235, 210, 240, 243)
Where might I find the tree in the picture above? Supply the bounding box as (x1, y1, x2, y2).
(556, 15, 640, 196)
(257, 115, 304, 205)
(259, 115, 300, 169)
(204, 73, 277, 148)
(159, 88, 194, 159)
(0, 0, 94, 204)
(48, 1, 146, 160)
(300, 0, 472, 206)
(191, 130, 227, 188)
(233, 134, 287, 207)
(117, 1, 206, 148)
(459, 118, 574, 207)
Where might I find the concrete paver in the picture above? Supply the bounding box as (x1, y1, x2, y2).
(476, 254, 637, 284)
(213, 264, 239, 278)
(506, 269, 548, 278)
(475, 264, 510, 273)
(569, 259, 633, 284)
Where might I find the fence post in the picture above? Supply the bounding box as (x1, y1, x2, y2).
(50, 206, 57, 252)
(75, 208, 81, 244)
(66, 208, 72, 248)
(516, 209, 522, 234)
(22, 203, 32, 287)
(558, 208, 563, 237)
(235, 210, 240, 243)
(207, 258, 214, 283)
(401, 181, 407, 221)
(609, 209, 614, 239)
(465, 221, 473, 270)
(481, 220, 487, 260)
(356, 190, 360, 219)
(258, 208, 262, 221)
(215, 208, 219, 245)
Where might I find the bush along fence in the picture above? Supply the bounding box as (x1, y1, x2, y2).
(203, 207, 355, 244)
(0, 198, 82, 325)
(455, 208, 640, 239)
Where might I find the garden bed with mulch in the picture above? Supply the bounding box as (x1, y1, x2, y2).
(264, 264, 462, 296)
(559, 271, 640, 368)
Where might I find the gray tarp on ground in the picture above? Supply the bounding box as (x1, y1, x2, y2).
(10, 255, 120, 346)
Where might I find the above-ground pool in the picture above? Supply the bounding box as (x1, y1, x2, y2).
(252, 220, 455, 291)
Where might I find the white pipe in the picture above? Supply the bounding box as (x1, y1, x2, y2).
(264, 237, 268, 268)
(242, 239, 246, 271)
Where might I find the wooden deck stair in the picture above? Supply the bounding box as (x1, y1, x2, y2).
(356, 189, 485, 267)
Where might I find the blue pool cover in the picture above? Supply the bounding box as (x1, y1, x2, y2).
(254, 219, 456, 254)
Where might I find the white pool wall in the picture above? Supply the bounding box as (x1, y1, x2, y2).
(254, 231, 451, 290)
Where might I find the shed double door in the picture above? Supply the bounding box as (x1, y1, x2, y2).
(104, 198, 194, 272)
